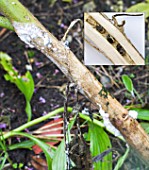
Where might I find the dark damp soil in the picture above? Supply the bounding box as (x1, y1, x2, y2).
(0, 0, 149, 170)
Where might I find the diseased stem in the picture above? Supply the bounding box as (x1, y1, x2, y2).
(0, 0, 149, 166)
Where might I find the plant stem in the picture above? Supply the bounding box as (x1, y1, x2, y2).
(1, 106, 124, 142)
(0, 16, 14, 31)
(134, 88, 144, 104)
(2, 107, 72, 140)
(79, 113, 125, 141)
(0, 0, 149, 165)
(0, 0, 35, 23)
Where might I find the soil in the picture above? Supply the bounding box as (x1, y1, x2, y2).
(0, 0, 149, 170)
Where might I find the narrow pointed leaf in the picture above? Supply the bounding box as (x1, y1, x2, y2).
(88, 123, 112, 170)
(8, 132, 53, 170)
(114, 147, 130, 170)
(122, 75, 134, 93)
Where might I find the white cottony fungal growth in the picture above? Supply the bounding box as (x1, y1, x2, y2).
(98, 104, 122, 137)
(65, 150, 69, 154)
(12, 22, 70, 80)
(25, 64, 32, 71)
(128, 110, 138, 119)
(12, 22, 52, 48)
(52, 47, 58, 52)
(62, 41, 70, 50)
(82, 107, 90, 115)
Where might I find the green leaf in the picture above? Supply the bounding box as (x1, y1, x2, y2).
(12, 163, 24, 169)
(9, 132, 53, 170)
(52, 115, 76, 170)
(52, 140, 66, 170)
(12, 163, 18, 169)
(0, 153, 7, 170)
(122, 75, 134, 94)
(8, 140, 35, 150)
(48, 0, 57, 6)
(18, 163, 24, 168)
(15, 71, 34, 102)
(114, 147, 130, 170)
(0, 52, 34, 122)
(88, 123, 112, 170)
(62, 0, 72, 2)
(15, 71, 34, 122)
(129, 73, 135, 78)
(27, 50, 35, 58)
(126, 2, 149, 18)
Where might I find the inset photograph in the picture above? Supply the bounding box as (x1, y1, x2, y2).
(84, 12, 145, 65)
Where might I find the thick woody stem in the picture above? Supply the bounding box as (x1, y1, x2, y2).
(0, 0, 149, 166)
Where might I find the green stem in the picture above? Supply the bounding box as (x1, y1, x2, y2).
(0, 131, 13, 167)
(25, 100, 32, 122)
(79, 113, 104, 128)
(2, 107, 72, 140)
(0, 16, 14, 30)
(133, 88, 144, 104)
(1, 106, 124, 142)
(0, 0, 36, 23)
(79, 113, 125, 141)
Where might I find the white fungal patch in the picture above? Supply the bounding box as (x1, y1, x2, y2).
(82, 107, 90, 115)
(12, 22, 72, 80)
(98, 104, 122, 137)
(25, 64, 32, 71)
(128, 110, 138, 119)
(52, 47, 58, 52)
(62, 41, 70, 50)
(12, 2, 16, 5)
(47, 43, 52, 48)
(12, 22, 52, 49)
